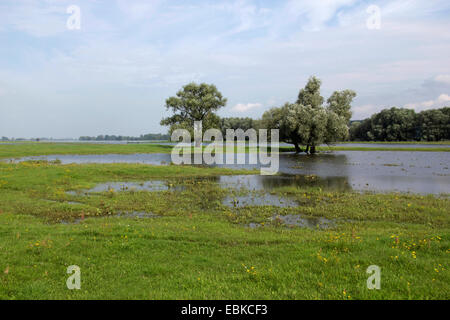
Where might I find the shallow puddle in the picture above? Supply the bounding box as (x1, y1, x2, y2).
(249, 214, 334, 229)
(86, 181, 169, 193)
(66, 180, 179, 195)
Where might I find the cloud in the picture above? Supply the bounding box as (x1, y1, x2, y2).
(0, 1, 67, 37)
(434, 75, 450, 85)
(404, 93, 450, 111)
(285, 0, 358, 31)
(116, 0, 162, 21)
(231, 103, 262, 113)
(352, 104, 380, 120)
(2, 0, 450, 137)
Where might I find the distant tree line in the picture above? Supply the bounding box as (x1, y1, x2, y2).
(349, 107, 450, 141)
(219, 117, 260, 135)
(79, 133, 170, 141)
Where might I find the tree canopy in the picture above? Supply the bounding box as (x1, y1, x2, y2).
(160, 82, 227, 139)
(349, 107, 450, 141)
(262, 76, 356, 153)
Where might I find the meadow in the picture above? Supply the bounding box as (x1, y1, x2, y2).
(0, 141, 449, 161)
(0, 143, 448, 299)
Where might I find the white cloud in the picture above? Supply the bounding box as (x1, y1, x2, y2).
(0, 2, 67, 37)
(352, 104, 380, 120)
(285, 0, 358, 31)
(116, 0, 161, 20)
(2, 0, 450, 137)
(404, 93, 450, 111)
(231, 103, 262, 113)
(437, 94, 450, 103)
(434, 75, 450, 85)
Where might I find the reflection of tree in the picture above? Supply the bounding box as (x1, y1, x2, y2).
(259, 175, 352, 193)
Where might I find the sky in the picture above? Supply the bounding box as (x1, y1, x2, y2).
(0, 0, 449, 138)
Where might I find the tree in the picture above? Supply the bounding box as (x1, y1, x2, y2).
(327, 90, 356, 123)
(263, 76, 355, 154)
(261, 103, 305, 153)
(416, 108, 450, 141)
(220, 117, 255, 137)
(160, 82, 227, 146)
(348, 106, 450, 142)
(296, 76, 324, 108)
(350, 107, 416, 141)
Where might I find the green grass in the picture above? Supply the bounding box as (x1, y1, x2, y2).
(0, 160, 449, 299)
(0, 142, 174, 159)
(1, 142, 449, 161)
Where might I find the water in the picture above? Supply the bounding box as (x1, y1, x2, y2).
(12, 153, 173, 165)
(84, 181, 168, 193)
(331, 143, 449, 149)
(249, 214, 335, 229)
(13, 151, 449, 194)
(218, 175, 351, 192)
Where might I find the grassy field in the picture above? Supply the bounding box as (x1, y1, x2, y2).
(0, 145, 449, 299)
(0, 142, 449, 160)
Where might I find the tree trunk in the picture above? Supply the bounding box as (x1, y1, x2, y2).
(293, 142, 302, 154)
(310, 145, 316, 154)
(305, 144, 310, 154)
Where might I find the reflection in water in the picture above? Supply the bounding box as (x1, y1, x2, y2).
(218, 175, 352, 192)
(271, 214, 334, 229)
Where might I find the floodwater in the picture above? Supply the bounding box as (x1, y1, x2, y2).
(12, 151, 449, 194)
(82, 180, 168, 193)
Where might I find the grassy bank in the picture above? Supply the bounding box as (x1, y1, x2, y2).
(0, 160, 448, 299)
(318, 146, 450, 152)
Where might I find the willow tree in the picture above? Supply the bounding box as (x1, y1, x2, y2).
(262, 76, 356, 154)
(261, 103, 302, 153)
(160, 82, 227, 146)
